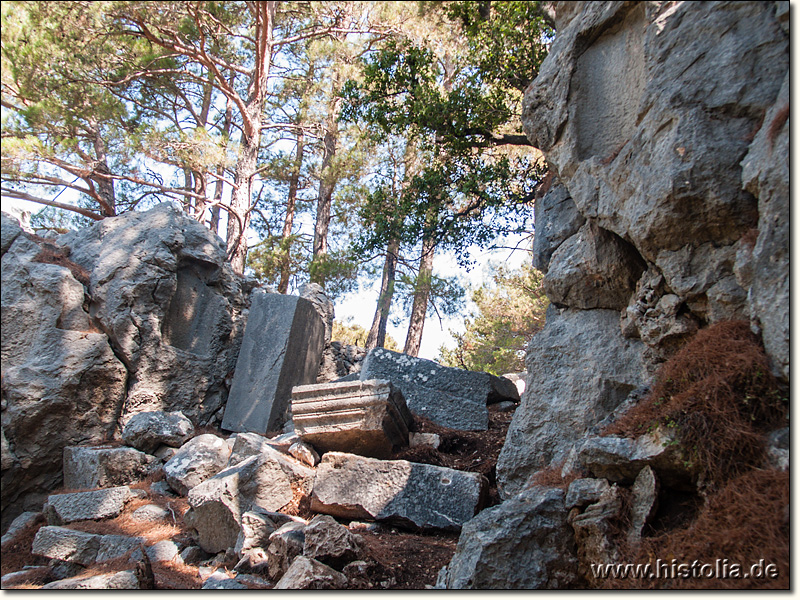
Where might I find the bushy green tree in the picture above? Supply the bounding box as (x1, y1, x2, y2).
(438, 262, 548, 374)
(332, 319, 400, 351)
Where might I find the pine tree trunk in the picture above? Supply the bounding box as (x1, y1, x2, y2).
(366, 237, 400, 349)
(311, 80, 343, 275)
(278, 129, 305, 293)
(403, 235, 436, 357)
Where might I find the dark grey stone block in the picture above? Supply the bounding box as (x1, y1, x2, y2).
(358, 348, 519, 431)
(222, 291, 325, 434)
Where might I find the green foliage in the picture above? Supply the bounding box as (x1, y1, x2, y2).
(438, 262, 548, 375)
(332, 319, 400, 351)
(340, 1, 552, 264)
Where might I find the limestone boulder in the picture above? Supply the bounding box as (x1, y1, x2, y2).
(32, 526, 145, 566)
(577, 431, 698, 489)
(1, 212, 23, 255)
(163, 434, 231, 496)
(122, 411, 194, 454)
(274, 556, 347, 590)
(41, 570, 141, 590)
(60, 203, 247, 424)
(497, 306, 645, 498)
(266, 521, 307, 580)
(302, 514, 365, 570)
(63, 446, 159, 490)
(1, 232, 127, 529)
(184, 449, 313, 554)
(311, 452, 486, 531)
(440, 485, 579, 589)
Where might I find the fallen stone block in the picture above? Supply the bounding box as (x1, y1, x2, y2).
(41, 570, 141, 589)
(44, 486, 134, 525)
(291, 379, 412, 458)
(628, 465, 658, 547)
(163, 434, 231, 495)
(359, 348, 519, 431)
(565, 478, 612, 510)
(303, 514, 365, 570)
(235, 509, 279, 555)
(222, 291, 325, 434)
(311, 452, 486, 531)
(569, 485, 625, 584)
(440, 486, 579, 589)
(63, 446, 159, 490)
(31, 526, 145, 566)
(274, 556, 347, 590)
(122, 410, 194, 454)
(1, 511, 43, 548)
(185, 449, 314, 554)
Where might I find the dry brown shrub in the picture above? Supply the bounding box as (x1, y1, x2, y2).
(605, 321, 786, 486)
(32, 244, 91, 287)
(526, 460, 581, 490)
(609, 469, 789, 590)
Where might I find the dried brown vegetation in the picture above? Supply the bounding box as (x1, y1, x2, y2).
(605, 320, 786, 486)
(31, 242, 91, 287)
(599, 321, 789, 590)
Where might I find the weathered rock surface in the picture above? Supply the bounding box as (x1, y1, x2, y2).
(44, 487, 134, 525)
(62, 446, 158, 490)
(302, 514, 365, 570)
(1, 230, 127, 529)
(41, 569, 141, 590)
(577, 431, 697, 488)
(359, 348, 519, 431)
(185, 449, 313, 554)
(568, 485, 624, 584)
(311, 452, 485, 531)
(544, 220, 645, 310)
(222, 290, 325, 434)
(740, 69, 790, 380)
(274, 555, 347, 590)
(1, 211, 23, 255)
(2, 203, 248, 528)
(122, 411, 194, 454)
(31, 526, 145, 566)
(267, 521, 307, 580)
(440, 485, 579, 589)
(497, 306, 645, 498)
(292, 379, 412, 458)
(532, 182, 585, 274)
(565, 478, 612, 511)
(627, 465, 658, 547)
(163, 434, 231, 496)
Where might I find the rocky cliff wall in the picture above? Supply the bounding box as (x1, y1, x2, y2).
(497, 0, 789, 498)
(1, 204, 249, 528)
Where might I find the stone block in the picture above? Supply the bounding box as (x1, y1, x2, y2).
(311, 452, 486, 531)
(29, 526, 144, 566)
(359, 348, 519, 431)
(44, 487, 133, 525)
(292, 379, 412, 458)
(163, 434, 230, 496)
(222, 291, 325, 434)
(122, 410, 194, 454)
(274, 556, 347, 590)
(63, 446, 159, 490)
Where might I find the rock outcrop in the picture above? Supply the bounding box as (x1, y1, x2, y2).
(497, 0, 789, 498)
(1, 203, 248, 529)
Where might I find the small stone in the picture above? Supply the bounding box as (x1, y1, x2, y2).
(273, 556, 347, 590)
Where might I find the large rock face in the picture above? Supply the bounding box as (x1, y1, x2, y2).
(500, 0, 789, 503)
(2, 203, 247, 529)
(497, 306, 644, 498)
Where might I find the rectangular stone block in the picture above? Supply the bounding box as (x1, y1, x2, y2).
(44, 487, 133, 525)
(291, 379, 412, 458)
(359, 348, 520, 431)
(63, 446, 158, 490)
(222, 291, 325, 434)
(311, 452, 486, 531)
